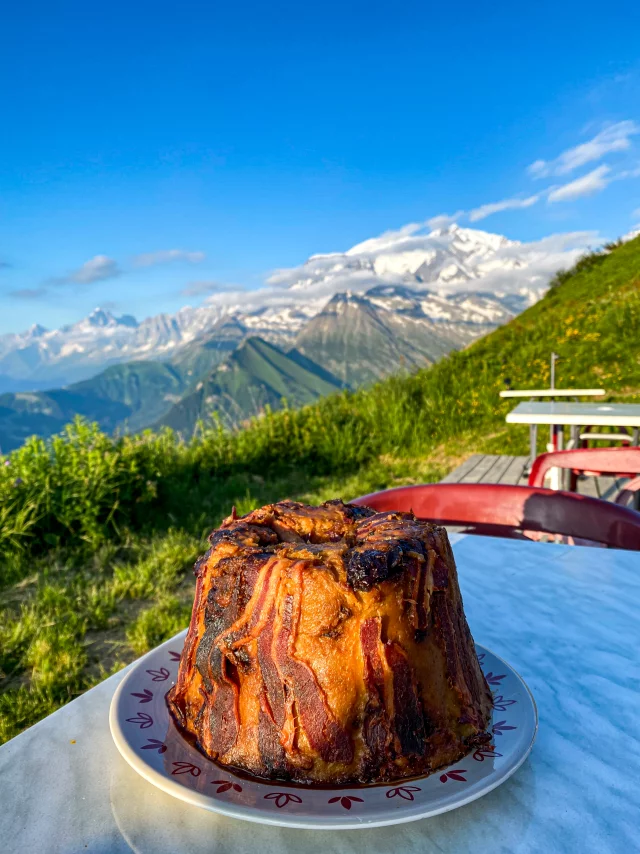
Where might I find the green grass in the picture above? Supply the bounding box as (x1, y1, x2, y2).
(1, 236, 640, 743)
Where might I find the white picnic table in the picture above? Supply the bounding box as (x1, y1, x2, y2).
(506, 401, 640, 459)
(1, 533, 639, 854)
(500, 392, 607, 481)
(499, 389, 605, 399)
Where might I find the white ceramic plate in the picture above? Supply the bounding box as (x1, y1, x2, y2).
(110, 631, 537, 829)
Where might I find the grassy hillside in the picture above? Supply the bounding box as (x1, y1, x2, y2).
(1, 236, 639, 743)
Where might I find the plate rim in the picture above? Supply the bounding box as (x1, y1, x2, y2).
(109, 632, 538, 830)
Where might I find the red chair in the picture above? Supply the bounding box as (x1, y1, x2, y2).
(614, 476, 640, 510)
(528, 447, 640, 491)
(351, 483, 640, 550)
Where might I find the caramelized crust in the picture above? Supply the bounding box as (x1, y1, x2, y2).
(167, 499, 492, 784)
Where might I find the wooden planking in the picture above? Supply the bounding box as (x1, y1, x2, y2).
(442, 454, 625, 500)
(576, 476, 598, 498)
(440, 454, 483, 483)
(576, 474, 619, 500)
(442, 455, 530, 486)
(497, 455, 530, 485)
(489, 455, 518, 484)
(459, 455, 502, 483)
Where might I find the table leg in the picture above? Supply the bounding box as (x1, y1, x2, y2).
(633, 428, 639, 447)
(568, 425, 579, 450)
(529, 424, 538, 467)
(547, 425, 564, 490)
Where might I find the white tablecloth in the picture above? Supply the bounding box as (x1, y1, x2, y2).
(1, 534, 639, 853)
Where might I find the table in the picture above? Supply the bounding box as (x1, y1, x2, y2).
(1, 534, 639, 854)
(506, 402, 640, 486)
(499, 389, 605, 398)
(500, 394, 605, 482)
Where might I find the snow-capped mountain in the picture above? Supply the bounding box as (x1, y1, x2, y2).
(0, 224, 585, 393)
(265, 223, 547, 308)
(293, 285, 516, 387)
(0, 305, 231, 389)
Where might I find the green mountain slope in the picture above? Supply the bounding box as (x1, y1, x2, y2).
(0, 361, 185, 452)
(0, 319, 249, 451)
(170, 317, 247, 382)
(158, 336, 344, 434)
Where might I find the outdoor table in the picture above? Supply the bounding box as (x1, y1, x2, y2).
(499, 389, 605, 399)
(506, 401, 640, 486)
(1, 533, 638, 854)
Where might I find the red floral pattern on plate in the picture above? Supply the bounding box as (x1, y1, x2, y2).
(172, 762, 201, 777)
(492, 720, 517, 736)
(473, 746, 503, 761)
(211, 780, 242, 793)
(125, 712, 153, 729)
(328, 796, 364, 810)
(141, 738, 167, 753)
(439, 769, 467, 783)
(492, 694, 517, 711)
(264, 793, 302, 808)
(386, 785, 421, 800)
(146, 667, 170, 682)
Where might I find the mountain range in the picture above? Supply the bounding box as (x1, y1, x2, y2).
(0, 224, 553, 394)
(0, 224, 573, 450)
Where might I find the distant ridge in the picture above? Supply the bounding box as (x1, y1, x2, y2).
(157, 337, 344, 435)
(0, 223, 575, 394)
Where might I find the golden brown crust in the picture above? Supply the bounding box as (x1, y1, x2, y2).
(167, 499, 492, 784)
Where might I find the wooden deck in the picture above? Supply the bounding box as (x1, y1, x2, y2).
(441, 455, 529, 486)
(441, 454, 628, 501)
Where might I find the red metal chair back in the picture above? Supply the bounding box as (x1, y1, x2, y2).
(351, 483, 640, 550)
(528, 447, 640, 488)
(614, 476, 640, 509)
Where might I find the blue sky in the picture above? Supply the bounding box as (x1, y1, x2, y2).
(1, 0, 640, 334)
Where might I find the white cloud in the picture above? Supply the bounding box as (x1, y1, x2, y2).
(528, 121, 639, 178)
(70, 255, 121, 284)
(493, 230, 599, 259)
(9, 287, 48, 300)
(181, 280, 235, 297)
(623, 226, 640, 242)
(427, 211, 464, 230)
(134, 249, 206, 267)
(547, 165, 612, 203)
(343, 222, 426, 256)
(469, 195, 539, 222)
(201, 223, 599, 318)
(616, 165, 640, 180)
